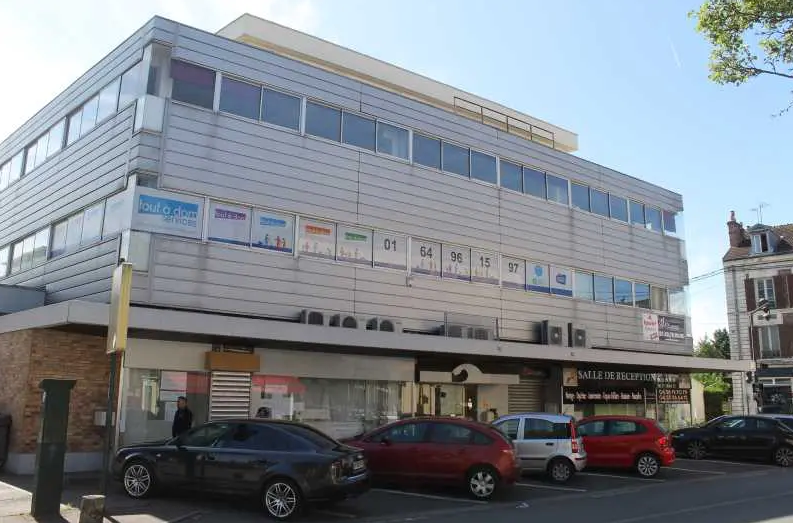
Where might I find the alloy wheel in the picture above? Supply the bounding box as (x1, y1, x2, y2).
(550, 460, 572, 483)
(265, 481, 298, 519)
(123, 464, 151, 498)
(636, 455, 660, 478)
(775, 447, 793, 467)
(469, 470, 496, 499)
(687, 441, 706, 460)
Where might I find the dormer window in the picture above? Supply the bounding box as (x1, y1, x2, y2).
(752, 233, 770, 254)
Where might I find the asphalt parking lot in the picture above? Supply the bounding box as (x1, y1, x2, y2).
(103, 457, 785, 523)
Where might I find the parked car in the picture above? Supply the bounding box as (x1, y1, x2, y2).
(670, 414, 793, 467)
(341, 417, 518, 500)
(491, 413, 586, 484)
(112, 419, 370, 520)
(577, 415, 674, 478)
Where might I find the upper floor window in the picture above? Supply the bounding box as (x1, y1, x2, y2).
(756, 278, 775, 308)
(441, 142, 470, 177)
(609, 195, 628, 222)
(262, 88, 301, 131)
(305, 101, 341, 141)
(470, 151, 497, 184)
(119, 62, 144, 109)
(342, 112, 376, 151)
(630, 201, 645, 226)
(752, 233, 771, 254)
(571, 183, 590, 211)
(413, 133, 441, 169)
(546, 174, 568, 205)
(759, 326, 781, 359)
(0, 246, 8, 277)
(171, 60, 216, 110)
(590, 188, 609, 217)
(523, 167, 546, 199)
(635, 283, 651, 309)
(645, 207, 662, 232)
(376, 122, 408, 160)
(219, 76, 260, 120)
(499, 160, 522, 192)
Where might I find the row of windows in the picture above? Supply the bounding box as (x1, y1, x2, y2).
(170, 60, 682, 238)
(0, 193, 126, 278)
(201, 198, 682, 314)
(0, 62, 144, 193)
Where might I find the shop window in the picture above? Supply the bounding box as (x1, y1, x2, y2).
(470, 151, 497, 184)
(412, 133, 441, 169)
(342, 112, 376, 151)
(571, 183, 590, 211)
(441, 141, 470, 177)
(499, 160, 522, 192)
(171, 60, 216, 110)
(305, 101, 341, 141)
(262, 88, 301, 131)
(219, 76, 261, 120)
(376, 121, 409, 160)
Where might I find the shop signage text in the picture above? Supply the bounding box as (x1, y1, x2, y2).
(563, 387, 646, 404)
(642, 313, 686, 342)
(657, 388, 691, 404)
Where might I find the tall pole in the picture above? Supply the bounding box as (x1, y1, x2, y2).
(100, 351, 117, 497)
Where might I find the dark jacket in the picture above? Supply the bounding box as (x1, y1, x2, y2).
(172, 407, 193, 437)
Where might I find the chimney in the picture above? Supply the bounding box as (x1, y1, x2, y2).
(728, 210, 745, 247)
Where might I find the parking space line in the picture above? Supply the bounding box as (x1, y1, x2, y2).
(370, 488, 488, 505)
(515, 482, 587, 492)
(676, 457, 775, 467)
(578, 472, 665, 482)
(668, 466, 726, 474)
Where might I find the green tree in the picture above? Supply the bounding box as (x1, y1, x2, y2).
(691, 0, 793, 109)
(693, 328, 733, 394)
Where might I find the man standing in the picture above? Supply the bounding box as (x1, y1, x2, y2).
(172, 396, 194, 438)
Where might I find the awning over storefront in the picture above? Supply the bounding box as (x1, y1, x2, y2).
(0, 300, 752, 373)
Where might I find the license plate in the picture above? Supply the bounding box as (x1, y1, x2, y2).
(353, 459, 365, 471)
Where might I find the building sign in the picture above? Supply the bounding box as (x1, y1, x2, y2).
(252, 210, 294, 253)
(501, 256, 525, 290)
(442, 244, 471, 281)
(550, 266, 573, 297)
(563, 387, 646, 404)
(411, 238, 440, 276)
(471, 249, 499, 285)
(132, 187, 203, 239)
(373, 231, 407, 270)
(642, 313, 686, 342)
(657, 388, 691, 404)
(299, 219, 336, 259)
(336, 225, 373, 264)
(527, 262, 550, 293)
(208, 201, 251, 246)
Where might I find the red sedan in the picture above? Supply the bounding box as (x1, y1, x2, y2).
(577, 415, 675, 478)
(342, 417, 518, 500)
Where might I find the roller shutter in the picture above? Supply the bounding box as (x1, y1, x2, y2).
(508, 376, 543, 413)
(209, 371, 252, 420)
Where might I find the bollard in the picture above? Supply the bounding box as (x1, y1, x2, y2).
(78, 495, 105, 523)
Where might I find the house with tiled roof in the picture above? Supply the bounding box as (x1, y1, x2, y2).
(723, 211, 793, 415)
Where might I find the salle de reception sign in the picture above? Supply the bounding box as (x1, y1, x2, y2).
(642, 312, 685, 342)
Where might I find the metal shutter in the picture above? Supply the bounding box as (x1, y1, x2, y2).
(209, 371, 252, 420)
(508, 376, 543, 413)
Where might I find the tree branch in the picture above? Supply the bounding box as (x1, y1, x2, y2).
(744, 66, 793, 78)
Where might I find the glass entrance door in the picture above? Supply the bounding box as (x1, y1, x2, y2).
(416, 384, 465, 417)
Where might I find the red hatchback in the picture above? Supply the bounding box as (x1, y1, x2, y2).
(577, 415, 675, 478)
(342, 417, 518, 500)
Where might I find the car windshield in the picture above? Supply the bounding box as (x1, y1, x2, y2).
(283, 424, 340, 450)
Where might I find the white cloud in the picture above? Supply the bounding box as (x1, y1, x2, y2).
(0, 0, 319, 141)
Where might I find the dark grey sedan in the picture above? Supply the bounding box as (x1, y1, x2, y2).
(112, 419, 370, 520)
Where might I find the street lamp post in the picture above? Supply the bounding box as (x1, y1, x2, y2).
(747, 298, 771, 413)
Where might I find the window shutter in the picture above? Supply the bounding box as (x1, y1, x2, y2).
(751, 328, 760, 360)
(745, 278, 756, 312)
(773, 275, 788, 309)
(779, 320, 793, 359)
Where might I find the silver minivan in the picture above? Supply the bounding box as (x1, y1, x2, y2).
(493, 413, 587, 483)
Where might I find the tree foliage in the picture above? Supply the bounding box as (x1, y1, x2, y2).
(691, 0, 793, 108)
(693, 328, 733, 394)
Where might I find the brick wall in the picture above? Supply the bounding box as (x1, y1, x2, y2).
(0, 329, 110, 454)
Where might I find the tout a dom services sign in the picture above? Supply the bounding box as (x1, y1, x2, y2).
(132, 187, 204, 239)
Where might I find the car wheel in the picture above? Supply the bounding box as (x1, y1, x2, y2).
(773, 446, 793, 467)
(466, 466, 499, 500)
(686, 440, 706, 460)
(123, 461, 155, 499)
(262, 478, 302, 520)
(635, 453, 661, 478)
(547, 458, 574, 484)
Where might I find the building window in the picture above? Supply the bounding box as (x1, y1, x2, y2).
(81, 202, 105, 245)
(32, 228, 49, 265)
(441, 142, 470, 177)
(635, 283, 651, 309)
(24, 143, 37, 175)
(651, 285, 668, 311)
(759, 326, 781, 358)
(119, 62, 144, 109)
(65, 212, 84, 252)
(97, 78, 121, 123)
(574, 271, 594, 300)
(262, 88, 301, 131)
(663, 211, 677, 234)
(20, 235, 35, 271)
(305, 101, 341, 141)
(376, 122, 408, 160)
(34, 133, 49, 168)
(8, 152, 22, 184)
(0, 246, 8, 277)
(499, 160, 522, 192)
(645, 207, 662, 232)
(0, 162, 9, 191)
(571, 183, 590, 211)
(614, 278, 633, 305)
(413, 133, 441, 169)
(66, 110, 82, 146)
(47, 120, 65, 157)
(590, 189, 609, 217)
(523, 167, 546, 199)
(594, 275, 614, 304)
(80, 95, 99, 137)
(609, 195, 629, 222)
(219, 76, 261, 120)
(10, 241, 23, 273)
(171, 60, 216, 110)
(630, 200, 645, 226)
(546, 174, 569, 205)
(51, 220, 68, 258)
(752, 233, 771, 254)
(756, 278, 776, 308)
(470, 151, 497, 184)
(342, 112, 376, 151)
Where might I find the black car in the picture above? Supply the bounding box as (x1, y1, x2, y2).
(670, 415, 793, 466)
(112, 419, 370, 520)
